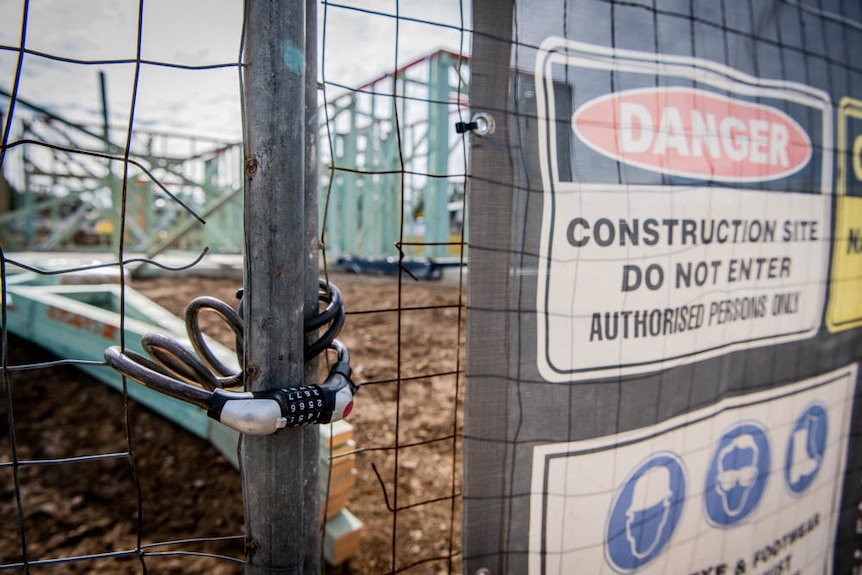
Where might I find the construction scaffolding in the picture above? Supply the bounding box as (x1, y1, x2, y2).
(0, 86, 243, 258)
(1, 50, 470, 267)
(320, 49, 469, 262)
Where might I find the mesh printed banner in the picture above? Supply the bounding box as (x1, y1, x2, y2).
(463, 2, 862, 574)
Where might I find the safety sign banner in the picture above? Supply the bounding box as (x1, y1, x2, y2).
(535, 38, 833, 382)
(463, 3, 862, 575)
(529, 364, 856, 575)
(827, 97, 862, 332)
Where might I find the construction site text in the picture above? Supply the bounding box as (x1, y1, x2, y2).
(566, 217, 819, 247)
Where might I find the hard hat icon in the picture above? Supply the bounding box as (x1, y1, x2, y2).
(625, 463, 674, 559)
(629, 464, 673, 511)
(606, 453, 686, 572)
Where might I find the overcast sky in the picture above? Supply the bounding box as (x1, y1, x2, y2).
(0, 0, 472, 142)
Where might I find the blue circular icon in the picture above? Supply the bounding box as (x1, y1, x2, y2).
(704, 422, 770, 527)
(605, 452, 686, 573)
(784, 404, 827, 495)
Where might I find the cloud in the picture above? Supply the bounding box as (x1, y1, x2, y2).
(2, 0, 472, 142)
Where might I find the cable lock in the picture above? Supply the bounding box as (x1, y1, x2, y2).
(104, 279, 358, 435)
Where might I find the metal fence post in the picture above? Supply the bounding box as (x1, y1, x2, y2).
(302, 0, 322, 567)
(241, 1, 320, 573)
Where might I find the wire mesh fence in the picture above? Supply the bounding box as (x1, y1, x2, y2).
(1, 0, 471, 573)
(1, 1, 248, 573)
(463, 1, 862, 574)
(319, 4, 470, 571)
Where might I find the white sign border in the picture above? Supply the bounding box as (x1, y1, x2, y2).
(534, 37, 834, 382)
(528, 363, 857, 575)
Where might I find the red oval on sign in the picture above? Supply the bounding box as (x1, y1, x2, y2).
(571, 87, 812, 182)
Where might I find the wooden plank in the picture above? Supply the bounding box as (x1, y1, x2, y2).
(323, 509, 364, 565)
(320, 468, 357, 499)
(321, 489, 350, 520)
(319, 420, 354, 448)
(320, 453, 355, 479)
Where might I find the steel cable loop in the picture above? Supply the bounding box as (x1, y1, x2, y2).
(327, 338, 350, 368)
(237, 278, 345, 360)
(117, 347, 197, 384)
(103, 279, 357, 434)
(185, 296, 244, 380)
(304, 280, 345, 359)
(305, 279, 343, 331)
(103, 346, 213, 409)
(306, 302, 345, 360)
(142, 333, 223, 391)
(105, 337, 351, 408)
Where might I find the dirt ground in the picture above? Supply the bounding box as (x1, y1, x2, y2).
(0, 269, 466, 574)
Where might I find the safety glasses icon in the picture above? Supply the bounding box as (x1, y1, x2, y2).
(716, 464, 758, 491)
